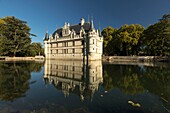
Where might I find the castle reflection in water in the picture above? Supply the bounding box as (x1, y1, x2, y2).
(43, 60, 103, 101)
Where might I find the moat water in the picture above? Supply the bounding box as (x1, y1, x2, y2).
(0, 60, 169, 113)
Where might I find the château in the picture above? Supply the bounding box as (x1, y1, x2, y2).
(43, 18, 103, 60)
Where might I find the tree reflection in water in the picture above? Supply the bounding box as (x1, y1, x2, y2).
(103, 63, 170, 109)
(103, 64, 145, 94)
(0, 61, 43, 101)
(0, 61, 169, 113)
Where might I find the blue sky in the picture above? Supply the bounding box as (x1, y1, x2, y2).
(0, 0, 170, 44)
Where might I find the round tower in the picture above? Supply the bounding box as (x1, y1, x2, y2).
(43, 31, 49, 58)
(88, 20, 97, 60)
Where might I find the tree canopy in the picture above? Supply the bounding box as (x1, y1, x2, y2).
(115, 24, 144, 55)
(102, 24, 144, 56)
(142, 14, 170, 56)
(102, 27, 117, 55)
(0, 16, 41, 57)
(102, 14, 170, 56)
(27, 42, 44, 56)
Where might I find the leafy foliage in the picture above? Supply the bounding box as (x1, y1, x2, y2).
(102, 24, 144, 55)
(102, 14, 170, 56)
(27, 42, 44, 56)
(142, 14, 170, 56)
(0, 16, 40, 57)
(101, 26, 117, 55)
(115, 24, 144, 55)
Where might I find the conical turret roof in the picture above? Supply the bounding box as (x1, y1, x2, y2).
(43, 31, 49, 41)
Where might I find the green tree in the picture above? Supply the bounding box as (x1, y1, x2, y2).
(158, 14, 170, 55)
(142, 14, 170, 56)
(101, 24, 144, 56)
(0, 36, 9, 56)
(115, 24, 144, 55)
(0, 16, 35, 56)
(27, 42, 44, 56)
(101, 26, 117, 55)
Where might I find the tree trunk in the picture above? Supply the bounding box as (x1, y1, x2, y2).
(13, 44, 19, 57)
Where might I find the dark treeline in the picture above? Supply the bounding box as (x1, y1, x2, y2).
(102, 14, 170, 56)
(0, 16, 44, 57)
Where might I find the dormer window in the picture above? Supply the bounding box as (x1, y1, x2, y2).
(62, 22, 71, 36)
(55, 33, 59, 39)
(49, 34, 53, 40)
(80, 27, 85, 37)
(71, 29, 76, 38)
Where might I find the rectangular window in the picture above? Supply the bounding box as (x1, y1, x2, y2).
(82, 40, 84, 45)
(73, 49, 75, 53)
(63, 42, 66, 47)
(82, 48, 84, 53)
(63, 49, 66, 54)
(64, 65, 66, 70)
(58, 43, 62, 47)
(73, 73, 75, 78)
(52, 43, 57, 48)
(73, 41, 75, 46)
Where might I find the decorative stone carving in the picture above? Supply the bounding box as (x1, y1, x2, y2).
(55, 33, 59, 39)
(62, 22, 71, 36)
(71, 29, 76, 38)
(80, 27, 85, 37)
(80, 18, 85, 26)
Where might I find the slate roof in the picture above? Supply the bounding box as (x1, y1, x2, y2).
(53, 22, 91, 37)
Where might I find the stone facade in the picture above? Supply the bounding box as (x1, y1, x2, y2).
(44, 18, 103, 60)
(43, 60, 103, 100)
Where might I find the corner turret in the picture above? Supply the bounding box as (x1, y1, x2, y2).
(44, 31, 50, 58)
(44, 31, 49, 41)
